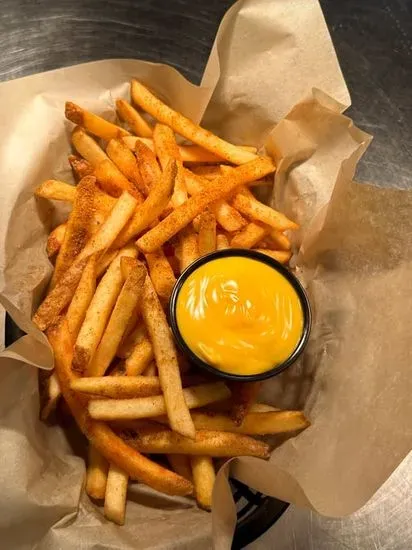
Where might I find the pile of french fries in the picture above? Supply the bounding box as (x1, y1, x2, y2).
(33, 79, 308, 524)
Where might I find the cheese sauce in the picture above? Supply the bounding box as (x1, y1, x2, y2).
(175, 256, 304, 376)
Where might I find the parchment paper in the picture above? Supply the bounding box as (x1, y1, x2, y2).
(0, 0, 411, 549)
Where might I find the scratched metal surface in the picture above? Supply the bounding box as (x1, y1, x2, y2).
(0, 0, 411, 549)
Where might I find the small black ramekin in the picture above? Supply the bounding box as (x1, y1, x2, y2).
(169, 249, 311, 382)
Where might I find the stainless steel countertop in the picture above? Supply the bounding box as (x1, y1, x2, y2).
(0, 0, 411, 548)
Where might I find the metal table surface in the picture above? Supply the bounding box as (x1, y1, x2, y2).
(0, 0, 411, 549)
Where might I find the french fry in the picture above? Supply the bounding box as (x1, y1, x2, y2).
(190, 165, 223, 179)
(106, 139, 143, 191)
(66, 254, 97, 340)
(179, 225, 199, 271)
(131, 80, 258, 165)
(167, 455, 192, 481)
(254, 249, 292, 264)
(123, 136, 257, 164)
(94, 159, 143, 201)
(145, 248, 176, 303)
(267, 229, 291, 251)
(117, 322, 147, 359)
(88, 382, 230, 421)
(137, 157, 275, 253)
(123, 427, 270, 458)
(125, 335, 154, 376)
(197, 210, 216, 255)
(113, 159, 177, 248)
(35, 180, 76, 202)
(71, 126, 109, 167)
(86, 445, 109, 500)
(87, 260, 146, 377)
(134, 139, 162, 196)
(216, 233, 230, 250)
(96, 249, 119, 277)
(46, 224, 66, 258)
(51, 175, 96, 286)
(143, 362, 157, 376)
(39, 372, 61, 420)
(190, 410, 310, 435)
(71, 376, 161, 399)
(232, 190, 298, 231)
(230, 222, 267, 249)
(68, 154, 94, 182)
(191, 456, 215, 511)
(116, 99, 153, 137)
(48, 317, 193, 496)
(230, 381, 261, 426)
(65, 102, 130, 141)
(104, 464, 129, 525)
(141, 276, 195, 437)
(73, 246, 137, 373)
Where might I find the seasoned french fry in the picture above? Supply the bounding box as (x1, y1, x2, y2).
(113, 159, 177, 248)
(86, 445, 109, 500)
(198, 210, 216, 255)
(216, 233, 230, 250)
(96, 249, 119, 277)
(191, 455, 215, 511)
(39, 372, 61, 420)
(88, 382, 230, 421)
(94, 159, 143, 201)
(51, 176, 96, 286)
(73, 246, 137, 373)
(104, 464, 129, 525)
(46, 224, 66, 258)
(68, 154, 94, 182)
(66, 254, 97, 340)
(71, 376, 161, 398)
(106, 139, 143, 191)
(123, 427, 270, 458)
(143, 362, 157, 376)
(230, 222, 267, 249)
(190, 410, 310, 435)
(232, 190, 298, 231)
(123, 136, 257, 164)
(179, 225, 199, 271)
(137, 157, 275, 253)
(65, 102, 130, 141)
(116, 99, 153, 137)
(131, 80, 257, 165)
(117, 322, 147, 359)
(125, 335, 154, 376)
(87, 260, 146, 377)
(48, 317, 193, 496)
(230, 381, 261, 426)
(190, 165, 223, 179)
(141, 276, 195, 437)
(134, 139, 162, 196)
(35, 180, 76, 202)
(145, 248, 176, 303)
(254, 249, 292, 264)
(71, 126, 109, 167)
(167, 455, 192, 481)
(267, 229, 291, 251)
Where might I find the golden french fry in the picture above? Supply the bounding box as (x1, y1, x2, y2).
(141, 276, 195, 437)
(117, 322, 147, 359)
(113, 159, 177, 248)
(143, 362, 157, 376)
(267, 229, 291, 251)
(68, 154, 94, 182)
(104, 464, 129, 525)
(51, 176, 96, 286)
(137, 157, 275, 253)
(191, 455, 215, 511)
(254, 249, 292, 264)
(35, 180, 76, 202)
(94, 159, 143, 201)
(71, 126, 109, 167)
(190, 165, 223, 179)
(65, 102, 130, 141)
(179, 225, 199, 271)
(46, 224, 66, 258)
(216, 233, 230, 250)
(134, 139, 162, 196)
(230, 222, 267, 249)
(167, 455, 192, 482)
(88, 382, 230, 421)
(190, 410, 309, 435)
(96, 249, 118, 277)
(229, 381, 261, 426)
(123, 136, 257, 164)
(198, 210, 216, 255)
(123, 426, 270, 458)
(232, 190, 298, 231)
(66, 254, 97, 340)
(145, 248, 176, 303)
(71, 376, 161, 399)
(87, 260, 146, 377)
(183, 168, 246, 232)
(73, 246, 137, 373)
(125, 335, 154, 376)
(116, 99, 153, 137)
(86, 445, 109, 500)
(106, 139, 143, 191)
(47, 317, 193, 496)
(39, 371, 61, 420)
(131, 80, 257, 165)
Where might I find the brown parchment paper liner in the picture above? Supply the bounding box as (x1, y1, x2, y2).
(0, 1, 411, 548)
